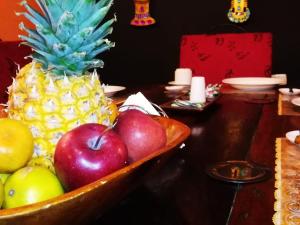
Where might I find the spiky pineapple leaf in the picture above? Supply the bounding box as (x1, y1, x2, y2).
(34, 49, 60, 65)
(79, 4, 112, 30)
(88, 42, 114, 59)
(60, 0, 78, 11)
(66, 27, 93, 49)
(95, 0, 113, 10)
(77, 39, 107, 54)
(77, 59, 104, 70)
(56, 11, 78, 42)
(16, 11, 48, 30)
(52, 43, 72, 57)
(32, 52, 49, 67)
(72, 0, 96, 21)
(39, 0, 64, 30)
(84, 17, 115, 44)
(19, 22, 46, 45)
(19, 35, 48, 52)
(64, 52, 87, 64)
(34, 0, 51, 24)
(20, 0, 50, 28)
(36, 25, 61, 49)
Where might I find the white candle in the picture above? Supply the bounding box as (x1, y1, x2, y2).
(190, 76, 206, 103)
(174, 68, 192, 85)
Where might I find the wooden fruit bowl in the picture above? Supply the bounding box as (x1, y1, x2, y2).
(0, 116, 190, 225)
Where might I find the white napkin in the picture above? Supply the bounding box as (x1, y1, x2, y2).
(120, 92, 160, 116)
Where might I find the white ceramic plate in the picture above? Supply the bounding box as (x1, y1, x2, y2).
(103, 85, 126, 97)
(222, 77, 281, 91)
(168, 81, 190, 86)
(278, 88, 300, 96)
(286, 130, 300, 146)
(165, 85, 187, 92)
(291, 97, 300, 107)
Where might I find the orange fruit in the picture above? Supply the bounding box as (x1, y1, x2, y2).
(0, 119, 34, 173)
(108, 101, 119, 123)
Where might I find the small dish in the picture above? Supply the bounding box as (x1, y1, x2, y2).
(165, 85, 187, 92)
(286, 130, 300, 146)
(278, 88, 300, 96)
(103, 85, 126, 97)
(206, 160, 270, 184)
(291, 97, 300, 107)
(168, 81, 190, 86)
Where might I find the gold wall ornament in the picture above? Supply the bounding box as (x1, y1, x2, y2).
(228, 0, 250, 23)
(130, 0, 156, 26)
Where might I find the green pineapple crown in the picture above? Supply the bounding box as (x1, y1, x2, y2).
(17, 0, 116, 76)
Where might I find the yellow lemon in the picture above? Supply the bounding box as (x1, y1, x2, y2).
(0, 119, 34, 173)
(3, 166, 64, 209)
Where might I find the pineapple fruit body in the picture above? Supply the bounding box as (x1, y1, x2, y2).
(8, 62, 116, 171)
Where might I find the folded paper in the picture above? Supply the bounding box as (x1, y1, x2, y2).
(121, 92, 160, 116)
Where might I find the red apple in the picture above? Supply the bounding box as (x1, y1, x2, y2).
(54, 123, 128, 191)
(114, 109, 167, 163)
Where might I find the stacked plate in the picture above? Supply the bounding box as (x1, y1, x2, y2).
(168, 81, 190, 86)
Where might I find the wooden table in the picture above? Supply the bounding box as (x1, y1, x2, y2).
(90, 84, 300, 225)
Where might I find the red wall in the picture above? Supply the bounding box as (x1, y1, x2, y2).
(0, 0, 38, 41)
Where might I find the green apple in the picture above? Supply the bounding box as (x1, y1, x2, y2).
(3, 166, 64, 209)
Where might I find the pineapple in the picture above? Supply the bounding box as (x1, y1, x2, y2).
(7, 0, 117, 172)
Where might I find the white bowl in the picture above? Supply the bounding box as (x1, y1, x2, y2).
(278, 88, 300, 96)
(286, 130, 300, 146)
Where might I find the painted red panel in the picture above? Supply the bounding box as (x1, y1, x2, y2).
(180, 33, 272, 84)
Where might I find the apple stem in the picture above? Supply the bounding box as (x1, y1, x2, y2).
(89, 127, 112, 150)
(92, 136, 102, 150)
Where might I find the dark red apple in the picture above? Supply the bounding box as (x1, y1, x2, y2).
(54, 123, 128, 191)
(114, 109, 167, 163)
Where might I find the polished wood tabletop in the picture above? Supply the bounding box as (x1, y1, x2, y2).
(89, 84, 300, 225)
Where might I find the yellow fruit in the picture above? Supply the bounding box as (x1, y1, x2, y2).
(3, 166, 64, 209)
(0, 119, 34, 173)
(0, 181, 3, 208)
(108, 100, 119, 123)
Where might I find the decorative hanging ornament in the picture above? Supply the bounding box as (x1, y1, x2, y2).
(130, 0, 156, 26)
(227, 0, 250, 23)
